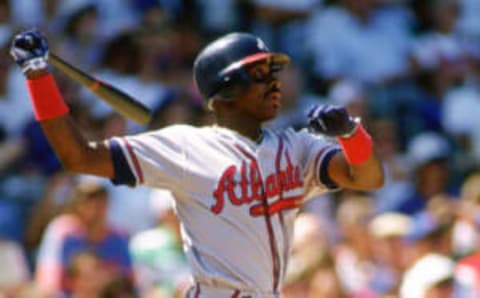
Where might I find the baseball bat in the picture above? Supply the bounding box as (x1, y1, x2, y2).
(49, 53, 152, 125)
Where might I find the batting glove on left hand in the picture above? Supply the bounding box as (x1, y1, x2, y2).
(308, 104, 358, 138)
(10, 29, 49, 74)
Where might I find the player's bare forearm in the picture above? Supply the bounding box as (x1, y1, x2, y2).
(40, 116, 114, 178)
(24, 65, 114, 179)
(307, 105, 384, 191)
(328, 151, 384, 191)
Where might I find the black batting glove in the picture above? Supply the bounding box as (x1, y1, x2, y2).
(10, 29, 49, 75)
(307, 104, 358, 138)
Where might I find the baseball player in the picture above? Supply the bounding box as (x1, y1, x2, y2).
(10, 30, 384, 298)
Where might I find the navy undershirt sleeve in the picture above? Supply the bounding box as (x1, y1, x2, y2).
(109, 139, 136, 186)
(319, 148, 341, 190)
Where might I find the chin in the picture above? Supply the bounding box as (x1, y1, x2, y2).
(259, 110, 279, 122)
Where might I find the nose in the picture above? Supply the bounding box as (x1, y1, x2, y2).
(267, 77, 281, 90)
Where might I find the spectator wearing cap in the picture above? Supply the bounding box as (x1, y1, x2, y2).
(400, 253, 455, 298)
(129, 189, 190, 298)
(35, 175, 133, 298)
(452, 172, 480, 257)
(400, 210, 455, 298)
(368, 119, 412, 214)
(368, 212, 412, 296)
(454, 172, 480, 296)
(395, 132, 457, 214)
(333, 195, 377, 297)
(283, 213, 330, 298)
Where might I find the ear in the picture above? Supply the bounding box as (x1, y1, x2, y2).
(208, 96, 223, 112)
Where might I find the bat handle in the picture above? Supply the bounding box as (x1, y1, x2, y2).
(49, 53, 152, 125)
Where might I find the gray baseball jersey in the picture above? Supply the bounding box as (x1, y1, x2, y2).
(108, 124, 340, 298)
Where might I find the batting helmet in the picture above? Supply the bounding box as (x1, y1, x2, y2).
(193, 32, 290, 101)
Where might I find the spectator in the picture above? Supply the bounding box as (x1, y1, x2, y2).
(249, 0, 322, 60)
(334, 194, 376, 297)
(35, 175, 133, 297)
(442, 57, 480, 169)
(396, 132, 454, 214)
(283, 213, 329, 297)
(305, 0, 413, 85)
(306, 253, 345, 298)
(65, 251, 111, 298)
(400, 253, 455, 298)
(129, 189, 191, 298)
(100, 275, 138, 298)
(0, 237, 30, 297)
(454, 172, 480, 295)
(23, 171, 76, 263)
(369, 119, 412, 213)
(400, 210, 455, 298)
(398, 0, 468, 144)
(55, 4, 104, 69)
(368, 212, 412, 296)
(452, 172, 480, 257)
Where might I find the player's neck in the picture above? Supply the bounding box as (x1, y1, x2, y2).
(215, 116, 263, 142)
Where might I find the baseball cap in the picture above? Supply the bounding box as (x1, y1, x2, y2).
(407, 132, 450, 169)
(400, 253, 454, 298)
(369, 212, 412, 239)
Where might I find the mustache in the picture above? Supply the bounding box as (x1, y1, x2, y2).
(264, 86, 281, 97)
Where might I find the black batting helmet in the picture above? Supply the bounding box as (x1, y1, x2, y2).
(193, 32, 290, 101)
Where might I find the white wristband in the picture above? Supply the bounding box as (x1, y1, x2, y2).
(21, 57, 49, 74)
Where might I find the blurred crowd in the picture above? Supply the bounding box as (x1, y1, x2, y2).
(1, 0, 480, 297)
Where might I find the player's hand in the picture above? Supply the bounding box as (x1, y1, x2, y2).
(307, 104, 358, 138)
(10, 29, 49, 75)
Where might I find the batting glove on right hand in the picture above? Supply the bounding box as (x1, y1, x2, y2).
(10, 29, 49, 74)
(307, 104, 358, 138)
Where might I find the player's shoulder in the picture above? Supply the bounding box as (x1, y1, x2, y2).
(143, 124, 200, 138)
(160, 124, 199, 133)
(269, 127, 314, 139)
(269, 127, 330, 145)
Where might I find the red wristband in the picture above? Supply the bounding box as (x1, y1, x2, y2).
(27, 74, 69, 121)
(336, 122, 373, 165)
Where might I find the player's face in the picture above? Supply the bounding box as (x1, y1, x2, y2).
(234, 61, 283, 121)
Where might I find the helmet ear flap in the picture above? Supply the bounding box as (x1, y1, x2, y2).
(216, 70, 251, 100)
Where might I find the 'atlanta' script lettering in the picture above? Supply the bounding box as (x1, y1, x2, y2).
(211, 152, 303, 216)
